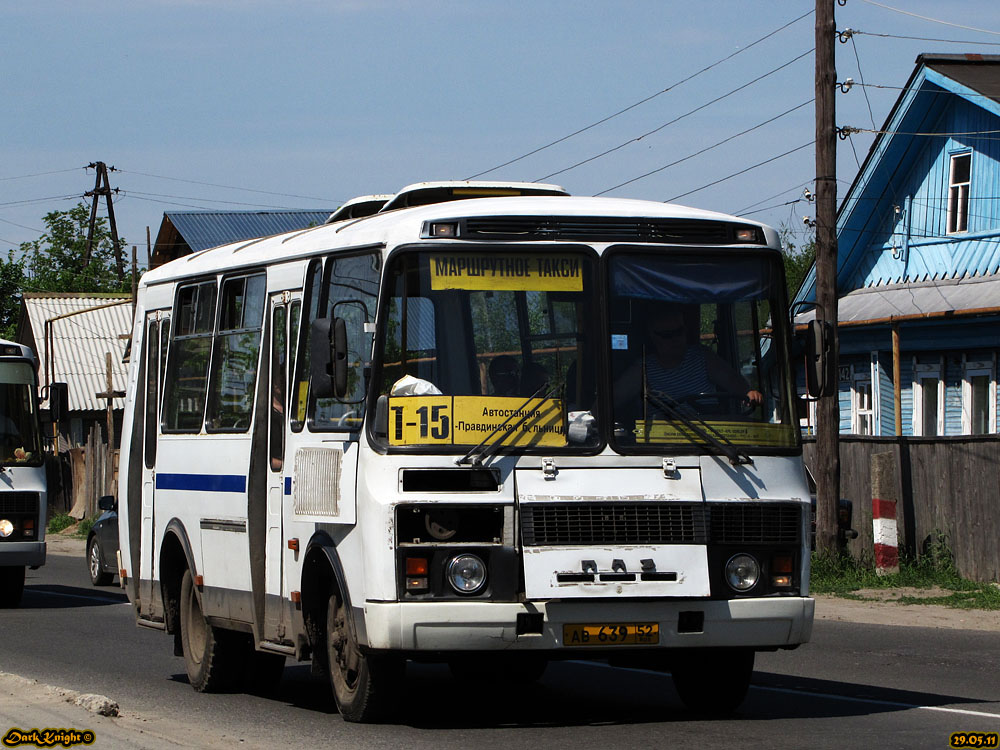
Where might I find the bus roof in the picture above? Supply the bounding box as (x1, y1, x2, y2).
(0, 338, 35, 362)
(140, 195, 778, 287)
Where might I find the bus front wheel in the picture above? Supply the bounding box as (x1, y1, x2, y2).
(0, 566, 25, 608)
(180, 569, 239, 692)
(326, 592, 402, 722)
(671, 647, 754, 715)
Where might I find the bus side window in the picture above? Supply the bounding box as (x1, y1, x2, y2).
(311, 253, 380, 430)
(269, 304, 287, 472)
(163, 281, 217, 433)
(206, 273, 266, 432)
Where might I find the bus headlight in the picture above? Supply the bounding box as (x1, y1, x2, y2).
(446, 553, 487, 594)
(0, 519, 13, 537)
(724, 553, 760, 592)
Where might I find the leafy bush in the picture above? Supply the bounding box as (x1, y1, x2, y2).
(47, 513, 76, 534)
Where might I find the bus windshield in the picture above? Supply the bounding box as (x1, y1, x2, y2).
(608, 249, 797, 452)
(373, 248, 600, 451)
(0, 361, 43, 466)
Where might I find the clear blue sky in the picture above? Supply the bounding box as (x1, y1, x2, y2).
(3, 1, 1000, 270)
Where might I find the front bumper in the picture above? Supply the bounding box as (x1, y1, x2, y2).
(361, 596, 814, 652)
(0, 540, 46, 567)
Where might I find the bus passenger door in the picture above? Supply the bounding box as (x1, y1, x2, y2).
(140, 313, 168, 617)
(264, 294, 295, 642)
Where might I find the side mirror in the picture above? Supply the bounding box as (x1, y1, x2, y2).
(98, 495, 116, 512)
(309, 317, 349, 400)
(48, 382, 69, 422)
(804, 319, 836, 398)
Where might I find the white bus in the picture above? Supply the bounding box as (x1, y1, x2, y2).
(119, 183, 822, 721)
(0, 340, 48, 608)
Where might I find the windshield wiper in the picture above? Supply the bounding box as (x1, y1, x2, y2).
(456, 381, 562, 466)
(643, 388, 753, 467)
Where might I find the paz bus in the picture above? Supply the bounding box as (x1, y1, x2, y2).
(118, 181, 826, 721)
(0, 340, 48, 607)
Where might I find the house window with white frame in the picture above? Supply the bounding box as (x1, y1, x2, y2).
(913, 360, 945, 436)
(851, 370, 874, 435)
(947, 152, 971, 234)
(963, 356, 997, 435)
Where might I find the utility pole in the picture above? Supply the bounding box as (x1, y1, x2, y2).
(84, 161, 126, 285)
(814, 0, 841, 554)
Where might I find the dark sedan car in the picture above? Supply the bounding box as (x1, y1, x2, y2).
(87, 495, 119, 586)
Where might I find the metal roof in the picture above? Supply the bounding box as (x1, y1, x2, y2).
(795, 273, 1000, 325)
(21, 294, 132, 412)
(164, 210, 334, 253)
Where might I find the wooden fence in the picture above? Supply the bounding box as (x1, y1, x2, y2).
(803, 436, 1000, 583)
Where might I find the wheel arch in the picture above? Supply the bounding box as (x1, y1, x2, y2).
(300, 531, 354, 653)
(159, 518, 196, 638)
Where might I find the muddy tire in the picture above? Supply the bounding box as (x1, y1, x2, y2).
(326, 591, 402, 722)
(179, 569, 240, 692)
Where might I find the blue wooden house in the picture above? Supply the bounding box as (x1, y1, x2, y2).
(794, 54, 1000, 437)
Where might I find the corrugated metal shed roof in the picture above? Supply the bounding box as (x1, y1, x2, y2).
(795, 273, 1000, 324)
(22, 294, 132, 412)
(165, 210, 333, 253)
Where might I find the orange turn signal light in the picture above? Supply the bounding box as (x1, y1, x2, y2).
(406, 557, 429, 576)
(771, 555, 793, 574)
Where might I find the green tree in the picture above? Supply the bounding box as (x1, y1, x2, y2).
(0, 251, 27, 340)
(19, 203, 129, 294)
(779, 223, 816, 302)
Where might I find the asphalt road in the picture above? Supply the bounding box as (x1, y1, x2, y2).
(1, 550, 998, 749)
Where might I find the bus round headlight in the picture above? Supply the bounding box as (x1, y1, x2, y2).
(0, 519, 13, 538)
(447, 553, 487, 594)
(725, 553, 760, 592)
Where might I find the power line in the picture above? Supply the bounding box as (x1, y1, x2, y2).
(122, 189, 305, 211)
(0, 167, 85, 182)
(734, 181, 813, 215)
(537, 48, 814, 183)
(841, 126, 1000, 137)
(849, 37, 877, 130)
(859, 0, 1000, 36)
(594, 99, 813, 196)
(464, 8, 815, 179)
(0, 194, 81, 208)
(116, 169, 342, 203)
(850, 29, 1000, 45)
(664, 141, 815, 203)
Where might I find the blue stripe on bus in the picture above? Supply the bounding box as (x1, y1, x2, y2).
(284, 477, 292, 495)
(156, 473, 247, 493)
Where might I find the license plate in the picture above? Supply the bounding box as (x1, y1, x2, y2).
(562, 622, 659, 646)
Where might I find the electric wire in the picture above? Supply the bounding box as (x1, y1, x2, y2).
(536, 48, 813, 183)
(594, 99, 813, 196)
(859, 0, 1000, 36)
(116, 169, 341, 203)
(465, 8, 815, 179)
(664, 141, 814, 204)
(850, 29, 1000, 45)
(0, 168, 85, 182)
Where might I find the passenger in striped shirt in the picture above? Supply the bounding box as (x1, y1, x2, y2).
(615, 305, 763, 420)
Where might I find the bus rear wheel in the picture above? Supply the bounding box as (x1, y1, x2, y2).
(180, 569, 239, 692)
(326, 592, 402, 722)
(671, 647, 754, 715)
(0, 566, 25, 608)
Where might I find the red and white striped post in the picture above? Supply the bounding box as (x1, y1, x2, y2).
(871, 452, 899, 576)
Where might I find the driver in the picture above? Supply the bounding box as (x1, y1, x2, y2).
(616, 304, 763, 416)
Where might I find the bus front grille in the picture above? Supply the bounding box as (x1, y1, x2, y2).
(520, 503, 706, 546)
(520, 502, 801, 546)
(0, 492, 39, 515)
